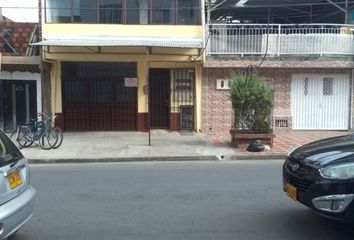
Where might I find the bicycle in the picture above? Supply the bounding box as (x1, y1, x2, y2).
(16, 113, 59, 150)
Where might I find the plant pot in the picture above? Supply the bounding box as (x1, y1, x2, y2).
(230, 129, 275, 148)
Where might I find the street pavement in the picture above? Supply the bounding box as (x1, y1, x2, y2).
(11, 161, 354, 240)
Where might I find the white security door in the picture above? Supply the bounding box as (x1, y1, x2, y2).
(291, 74, 350, 130)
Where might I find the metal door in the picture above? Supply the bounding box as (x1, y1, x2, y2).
(62, 62, 137, 131)
(149, 69, 170, 129)
(291, 74, 350, 130)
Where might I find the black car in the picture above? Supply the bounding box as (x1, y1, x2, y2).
(283, 134, 354, 222)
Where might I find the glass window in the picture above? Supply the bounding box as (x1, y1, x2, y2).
(178, 0, 200, 25)
(0, 131, 23, 168)
(73, 0, 97, 23)
(151, 0, 175, 24)
(99, 0, 123, 23)
(126, 0, 148, 24)
(45, 0, 72, 23)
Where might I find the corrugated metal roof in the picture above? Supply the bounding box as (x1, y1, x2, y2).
(31, 36, 203, 48)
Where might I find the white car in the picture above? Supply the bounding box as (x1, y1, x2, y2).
(0, 130, 36, 239)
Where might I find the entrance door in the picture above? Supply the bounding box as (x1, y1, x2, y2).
(149, 69, 170, 128)
(291, 74, 350, 130)
(3, 81, 37, 132)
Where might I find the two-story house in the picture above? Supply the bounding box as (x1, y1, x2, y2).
(202, 0, 354, 138)
(0, 14, 40, 132)
(34, 0, 204, 132)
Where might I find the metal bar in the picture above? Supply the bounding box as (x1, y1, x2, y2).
(146, 47, 151, 146)
(325, 0, 346, 12)
(211, 0, 229, 11)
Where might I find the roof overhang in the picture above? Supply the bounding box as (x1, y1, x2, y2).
(32, 36, 203, 49)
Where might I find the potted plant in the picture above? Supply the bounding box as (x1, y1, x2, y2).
(228, 72, 274, 148)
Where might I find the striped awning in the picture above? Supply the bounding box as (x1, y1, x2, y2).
(31, 36, 203, 48)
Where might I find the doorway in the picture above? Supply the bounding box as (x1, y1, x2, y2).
(2, 80, 37, 132)
(149, 69, 170, 129)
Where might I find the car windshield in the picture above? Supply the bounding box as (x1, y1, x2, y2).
(0, 131, 23, 168)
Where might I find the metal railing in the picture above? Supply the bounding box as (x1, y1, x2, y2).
(206, 24, 354, 56)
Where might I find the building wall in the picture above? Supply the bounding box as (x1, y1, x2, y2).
(42, 24, 203, 39)
(201, 67, 353, 134)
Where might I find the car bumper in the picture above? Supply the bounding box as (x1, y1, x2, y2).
(296, 184, 354, 221)
(0, 186, 36, 239)
(283, 164, 354, 222)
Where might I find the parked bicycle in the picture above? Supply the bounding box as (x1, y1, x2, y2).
(16, 113, 63, 150)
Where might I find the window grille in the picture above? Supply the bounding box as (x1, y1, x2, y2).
(323, 78, 334, 96)
(275, 118, 289, 128)
(304, 78, 308, 96)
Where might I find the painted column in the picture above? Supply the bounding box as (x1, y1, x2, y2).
(137, 60, 149, 131)
(195, 63, 202, 132)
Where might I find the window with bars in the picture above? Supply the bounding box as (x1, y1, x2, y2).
(304, 78, 309, 96)
(323, 78, 334, 96)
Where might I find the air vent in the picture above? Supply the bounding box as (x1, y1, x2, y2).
(275, 118, 289, 129)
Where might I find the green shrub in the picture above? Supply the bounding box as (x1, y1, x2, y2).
(229, 72, 273, 133)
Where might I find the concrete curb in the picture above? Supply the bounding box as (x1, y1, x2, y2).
(27, 154, 287, 164)
(27, 155, 220, 164)
(224, 154, 287, 160)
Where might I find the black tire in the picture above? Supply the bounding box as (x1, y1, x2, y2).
(39, 128, 58, 150)
(16, 127, 32, 148)
(52, 127, 63, 149)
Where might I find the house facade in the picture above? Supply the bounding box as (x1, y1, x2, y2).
(0, 20, 40, 132)
(202, 0, 354, 136)
(36, 0, 354, 135)
(35, 0, 205, 132)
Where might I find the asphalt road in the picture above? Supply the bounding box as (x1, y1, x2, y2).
(9, 160, 354, 240)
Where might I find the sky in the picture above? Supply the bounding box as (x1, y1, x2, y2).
(0, 0, 38, 22)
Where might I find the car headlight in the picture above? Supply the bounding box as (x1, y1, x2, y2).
(319, 163, 354, 180)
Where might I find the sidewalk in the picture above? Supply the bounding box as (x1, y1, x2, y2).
(12, 130, 350, 163)
(16, 130, 236, 163)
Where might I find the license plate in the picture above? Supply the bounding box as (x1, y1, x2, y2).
(286, 183, 297, 201)
(7, 170, 23, 190)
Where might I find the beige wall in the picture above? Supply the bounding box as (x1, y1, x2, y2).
(42, 24, 203, 39)
(45, 50, 203, 131)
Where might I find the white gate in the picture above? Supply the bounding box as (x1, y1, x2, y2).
(291, 74, 350, 130)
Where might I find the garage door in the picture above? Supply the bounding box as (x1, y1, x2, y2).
(62, 62, 137, 131)
(291, 74, 350, 130)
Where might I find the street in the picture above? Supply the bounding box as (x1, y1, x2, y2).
(10, 161, 354, 240)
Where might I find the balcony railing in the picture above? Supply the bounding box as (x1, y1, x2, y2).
(206, 24, 354, 56)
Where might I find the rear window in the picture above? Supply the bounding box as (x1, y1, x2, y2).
(0, 131, 23, 167)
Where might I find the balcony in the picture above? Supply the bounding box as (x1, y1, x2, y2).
(206, 24, 354, 57)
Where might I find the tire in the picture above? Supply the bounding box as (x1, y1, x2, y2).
(16, 127, 32, 148)
(52, 127, 63, 149)
(39, 128, 58, 150)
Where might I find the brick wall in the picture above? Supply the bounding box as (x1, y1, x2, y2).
(0, 22, 37, 56)
(202, 67, 353, 134)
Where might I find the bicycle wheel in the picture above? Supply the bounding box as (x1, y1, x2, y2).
(52, 127, 63, 149)
(16, 127, 33, 148)
(39, 128, 58, 150)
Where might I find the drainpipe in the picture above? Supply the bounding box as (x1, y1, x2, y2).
(207, 0, 211, 24)
(42, 49, 57, 122)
